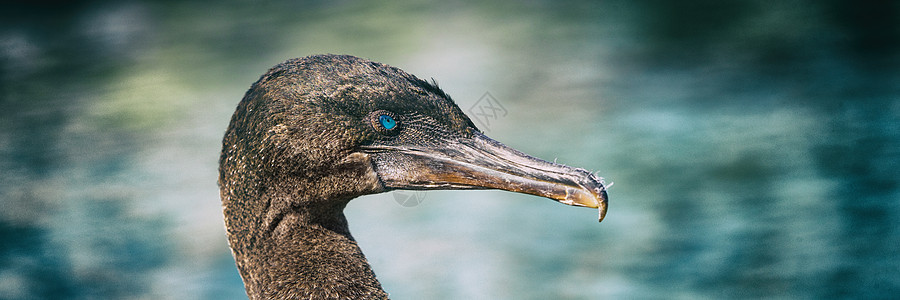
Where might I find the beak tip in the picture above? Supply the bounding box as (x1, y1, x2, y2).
(597, 189, 608, 223)
(565, 185, 608, 222)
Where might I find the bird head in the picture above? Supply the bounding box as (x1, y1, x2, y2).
(219, 54, 607, 225)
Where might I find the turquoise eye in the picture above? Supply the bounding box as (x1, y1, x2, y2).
(370, 110, 400, 135)
(378, 114, 396, 130)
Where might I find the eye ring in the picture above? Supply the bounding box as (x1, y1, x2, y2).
(369, 110, 401, 135)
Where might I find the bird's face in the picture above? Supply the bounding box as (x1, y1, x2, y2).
(235, 55, 607, 221)
(349, 61, 606, 221)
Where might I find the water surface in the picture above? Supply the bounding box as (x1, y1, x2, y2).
(1, 1, 898, 299)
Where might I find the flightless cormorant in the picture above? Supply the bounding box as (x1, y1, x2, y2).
(219, 54, 608, 299)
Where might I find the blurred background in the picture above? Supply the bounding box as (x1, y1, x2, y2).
(1, 1, 898, 299)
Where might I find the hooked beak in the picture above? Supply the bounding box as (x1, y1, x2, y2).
(362, 132, 608, 222)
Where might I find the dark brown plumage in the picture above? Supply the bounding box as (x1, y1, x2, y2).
(219, 54, 607, 299)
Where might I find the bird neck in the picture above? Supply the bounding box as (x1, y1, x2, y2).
(230, 202, 388, 300)
(220, 135, 388, 298)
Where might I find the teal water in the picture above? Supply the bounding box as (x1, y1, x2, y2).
(2, 1, 898, 299)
